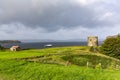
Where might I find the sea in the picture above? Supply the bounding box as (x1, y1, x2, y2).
(1, 41, 102, 49)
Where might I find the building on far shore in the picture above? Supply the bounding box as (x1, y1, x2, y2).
(88, 36, 98, 47)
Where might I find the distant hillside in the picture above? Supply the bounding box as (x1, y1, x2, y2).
(21, 39, 87, 42)
(0, 40, 21, 43)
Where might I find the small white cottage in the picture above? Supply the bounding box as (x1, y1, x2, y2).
(10, 46, 21, 51)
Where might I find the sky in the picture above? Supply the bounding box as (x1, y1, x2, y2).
(0, 0, 120, 40)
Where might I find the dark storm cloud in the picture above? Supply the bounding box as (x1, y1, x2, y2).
(0, 0, 115, 31)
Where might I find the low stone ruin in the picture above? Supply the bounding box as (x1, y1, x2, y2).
(10, 46, 21, 51)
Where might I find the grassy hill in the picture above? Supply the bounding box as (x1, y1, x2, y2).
(0, 46, 120, 80)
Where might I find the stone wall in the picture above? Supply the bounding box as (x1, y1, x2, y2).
(88, 36, 98, 47)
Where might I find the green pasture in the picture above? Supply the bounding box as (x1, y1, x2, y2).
(0, 46, 120, 80)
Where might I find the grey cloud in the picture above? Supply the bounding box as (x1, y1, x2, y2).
(0, 0, 117, 31)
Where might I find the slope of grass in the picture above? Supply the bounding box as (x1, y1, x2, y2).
(0, 59, 120, 80)
(0, 46, 120, 80)
(0, 46, 89, 59)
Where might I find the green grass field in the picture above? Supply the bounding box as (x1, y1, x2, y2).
(0, 46, 120, 80)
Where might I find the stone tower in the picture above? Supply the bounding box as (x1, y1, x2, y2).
(88, 36, 98, 47)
